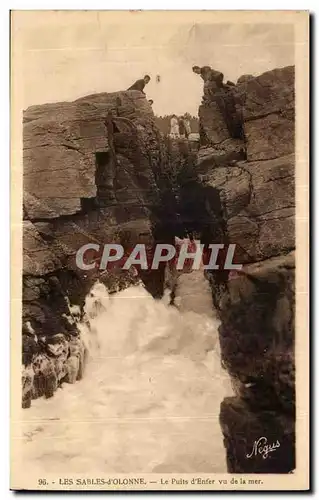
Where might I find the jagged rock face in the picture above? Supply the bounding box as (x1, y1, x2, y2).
(240, 66, 295, 161)
(217, 253, 295, 473)
(198, 66, 295, 265)
(198, 65, 294, 164)
(24, 91, 159, 218)
(203, 154, 295, 262)
(22, 333, 86, 409)
(217, 253, 295, 406)
(23, 89, 161, 307)
(22, 90, 166, 406)
(196, 66, 296, 473)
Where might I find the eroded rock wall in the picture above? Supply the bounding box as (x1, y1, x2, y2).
(22, 91, 165, 406)
(197, 66, 295, 472)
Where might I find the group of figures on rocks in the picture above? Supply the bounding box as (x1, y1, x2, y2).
(127, 66, 253, 143)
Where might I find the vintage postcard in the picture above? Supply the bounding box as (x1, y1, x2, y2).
(10, 10, 309, 491)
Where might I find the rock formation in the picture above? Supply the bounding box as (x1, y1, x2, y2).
(197, 65, 295, 473)
(22, 91, 167, 406)
(22, 64, 296, 474)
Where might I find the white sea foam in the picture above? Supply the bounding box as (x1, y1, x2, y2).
(15, 272, 233, 474)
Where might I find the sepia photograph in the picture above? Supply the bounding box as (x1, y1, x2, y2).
(10, 10, 309, 491)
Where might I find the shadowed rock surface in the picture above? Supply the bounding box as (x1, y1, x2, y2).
(197, 65, 295, 473)
(22, 89, 203, 406)
(22, 91, 167, 405)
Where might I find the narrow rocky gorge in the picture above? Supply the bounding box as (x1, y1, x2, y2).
(22, 65, 295, 474)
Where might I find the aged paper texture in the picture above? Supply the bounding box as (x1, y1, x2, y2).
(10, 10, 309, 491)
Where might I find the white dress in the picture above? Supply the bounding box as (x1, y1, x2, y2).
(170, 117, 180, 138)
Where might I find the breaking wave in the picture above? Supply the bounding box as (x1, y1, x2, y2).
(16, 271, 233, 474)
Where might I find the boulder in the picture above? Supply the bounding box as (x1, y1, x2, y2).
(22, 365, 34, 409)
(241, 66, 295, 121)
(244, 110, 295, 161)
(32, 352, 58, 399)
(198, 102, 230, 145)
(196, 140, 246, 171)
(24, 91, 159, 219)
(218, 252, 295, 387)
(203, 154, 295, 263)
(198, 66, 294, 163)
(239, 66, 295, 160)
(22, 331, 88, 406)
(23, 221, 61, 276)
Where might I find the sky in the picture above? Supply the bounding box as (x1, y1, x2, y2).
(13, 11, 295, 116)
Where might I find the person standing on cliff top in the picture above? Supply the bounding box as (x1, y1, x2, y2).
(192, 65, 225, 102)
(192, 65, 223, 82)
(127, 74, 151, 94)
(192, 65, 242, 138)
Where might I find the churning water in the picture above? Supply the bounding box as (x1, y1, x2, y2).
(16, 271, 233, 474)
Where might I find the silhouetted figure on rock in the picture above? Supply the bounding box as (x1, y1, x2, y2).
(127, 74, 151, 94)
(192, 65, 244, 140)
(237, 74, 254, 85)
(192, 65, 224, 102)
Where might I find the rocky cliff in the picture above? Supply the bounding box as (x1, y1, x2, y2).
(22, 88, 203, 408)
(22, 91, 168, 407)
(196, 65, 295, 473)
